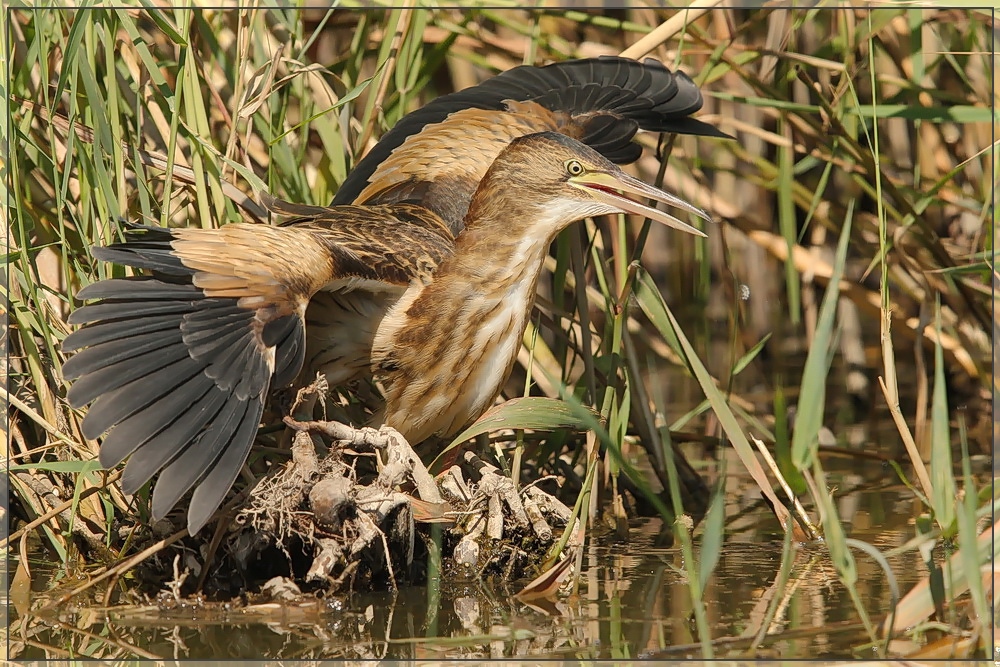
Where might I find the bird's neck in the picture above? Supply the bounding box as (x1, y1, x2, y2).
(458, 185, 563, 265)
(447, 196, 565, 298)
(371, 204, 559, 444)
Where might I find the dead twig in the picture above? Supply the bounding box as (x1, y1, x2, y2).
(284, 418, 443, 504)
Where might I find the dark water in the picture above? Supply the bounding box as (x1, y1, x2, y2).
(8, 463, 935, 660)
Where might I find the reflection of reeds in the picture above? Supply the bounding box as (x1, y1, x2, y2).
(5, 6, 993, 660)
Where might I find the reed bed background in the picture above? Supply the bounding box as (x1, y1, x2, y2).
(4, 4, 996, 660)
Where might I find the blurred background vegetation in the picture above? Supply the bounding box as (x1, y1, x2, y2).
(3, 4, 996, 660)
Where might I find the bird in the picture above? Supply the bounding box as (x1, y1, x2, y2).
(62, 57, 724, 534)
(370, 132, 709, 444)
(308, 56, 728, 397)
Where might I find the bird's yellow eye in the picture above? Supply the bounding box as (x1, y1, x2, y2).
(565, 159, 584, 176)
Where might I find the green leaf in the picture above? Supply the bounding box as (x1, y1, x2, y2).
(270, 63, 382, 145)
(553, 389, 673, 521)
(635, 269, 793, 530)
(850, 104, 994, 123)
(136, 0, 187, 45)
(698, 470, 726, 592)
(632, 272, 683, 359)
(791, 203, 853, 470)
(811, 465, 859, 609)
(114, 9, 175, 112)
(708, 92, 821, 114)
(772, 381, 806, 494)
(777, 116, 800, 325)
(432, 397, 597, 468)
(731, 333, 772, 377)
(450, 396, 597, 443)
(930, 300, 957, 532)
(9, 460, 103, 474)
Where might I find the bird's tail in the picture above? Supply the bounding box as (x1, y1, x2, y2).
(62, 222, 327, 534)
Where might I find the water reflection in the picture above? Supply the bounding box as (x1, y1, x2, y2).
(10, 479, 928, 660)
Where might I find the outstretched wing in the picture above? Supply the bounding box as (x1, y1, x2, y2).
(62, 202, 453, 534)
(62, 223, 318, 535)
(334, 56, 728, 231)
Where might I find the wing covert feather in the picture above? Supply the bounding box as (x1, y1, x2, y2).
(336, 56, 729, 231)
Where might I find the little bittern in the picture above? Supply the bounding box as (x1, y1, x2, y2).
(63, 57, 724, 533)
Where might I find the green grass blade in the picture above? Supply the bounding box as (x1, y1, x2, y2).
(731, 332, 771, 377)
(432, 397, 598, 469)
(697, 464, 726, 590)
(929, 300, 957, 532)
(635, 269, 793, 530)
(790, 202, 853, 470)
(776, 116, 800, 325)
(9, 460, 103, 474)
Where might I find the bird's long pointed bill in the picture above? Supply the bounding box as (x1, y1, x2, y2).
(571, 171, 710, 237)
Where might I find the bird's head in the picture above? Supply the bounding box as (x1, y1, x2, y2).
(465, 131, 710, 240)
